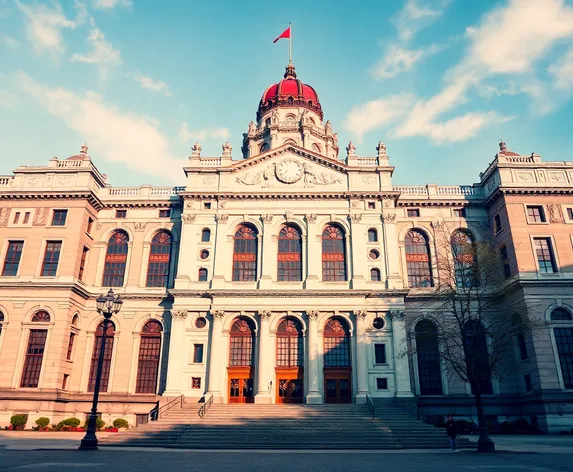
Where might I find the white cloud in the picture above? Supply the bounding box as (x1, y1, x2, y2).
(92, 0, 132, 9)
(131, 72, 172, 97)
(0, 90, 18, 110)
(70, 28, 121, 77)
(1, 35, 20, 50)
(17, 72, 185, 182)
(179, 122, 230, 143)
(393, 0, 447, 42)
(372, 43, 441, 79)
(549, 47, 573, 91)
(344, 94, 415, 140)
(15, 1, 84, 55)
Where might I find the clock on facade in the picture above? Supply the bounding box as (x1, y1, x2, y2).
(275, 159, 303, 183)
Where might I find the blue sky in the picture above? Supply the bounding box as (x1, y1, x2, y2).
(1, 0, 573, 187)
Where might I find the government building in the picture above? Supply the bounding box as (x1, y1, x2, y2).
(0, 63, 572, 434)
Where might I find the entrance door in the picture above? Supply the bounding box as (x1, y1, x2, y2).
(276, 367, 304, 404)
(229, 376, 254, 403)
(324, 372, 351, 403)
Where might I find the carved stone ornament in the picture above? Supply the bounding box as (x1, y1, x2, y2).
(222, 142, 232, 153)
(354, 310, 367, 321)
(262, 214, 273, 223)
(381, 212, 397, 223)
(185, 201, 193, 209)
(349, 213, 362, 223)
(211, 310, 225, 319)
(362, 176, 376, 185)
(301, 162, 342, 187)
(202, 176, 216, 185)
(430, 219, 446, 231)
(389, 310, 405, 321)
(192, 142, 202, 153)
(346, 141, 356, 156)
(376, 141, 387, 157)
(182, 214, 196, 223)
(172, 310, 188, 320)
(259, 310, 272, 319)
(219, 199, 227, 209)
(305, 213, 318, 223)
(57, 175, 73, 186)
(547, 204, 563, 223)
(285, 211, 294, 222)
(548, 172, 566, 182)
(33, 208, 48, 226)
(26, 176, 41, 187)
(383, 199, 393, 208)
(306, 310, 320, 320)
(0, 208, 8, 227)
(215, 214, 229, 223)
(516, 171, 534, 182)
(134, 222, 147, 232)
(276, 158, 303, 184)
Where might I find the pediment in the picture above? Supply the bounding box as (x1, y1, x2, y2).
(230, 145, 347, 191)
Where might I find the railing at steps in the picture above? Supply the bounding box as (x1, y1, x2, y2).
(150, 394, 184, 421)
(198, 395, 213, 418)
(366, 394, 375, 419)
(394, 394, 420, 421)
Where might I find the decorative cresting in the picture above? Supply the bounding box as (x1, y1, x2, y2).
(322, 224, 347, 281)
(88, 321, 116, 393)
(102, 231, 129, 287)
(257, 63, 323, 121)
(136, 320, 163, 394)
(146, 231, 172, 288)
(404, 230, 433, 288)
(278, 225, 303, 281)
(232, 224, 258, 282)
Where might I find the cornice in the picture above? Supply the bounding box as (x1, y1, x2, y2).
(179, 191, 400, 201)
(0, 190, 104, 210)
(484, 187, 573, 208)
(396, 200, 478, 208)
(102, 200, 183, 209)
(169, 289, 409, 299)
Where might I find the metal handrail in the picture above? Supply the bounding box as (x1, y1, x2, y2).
(151, 394, 184, 421)
(366, 394, 375, 419)
(394, 394, 420, 421)
(198, 395, 213, 418)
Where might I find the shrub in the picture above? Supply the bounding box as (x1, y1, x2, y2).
(35, 417, 50, 429)
(10, 414, 28, 430)
(96, 418, 105, 430)
(113, 418, 129, 429)
(57, 417, 81, 429)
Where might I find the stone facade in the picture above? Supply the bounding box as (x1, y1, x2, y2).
(0, 67, 572, 433)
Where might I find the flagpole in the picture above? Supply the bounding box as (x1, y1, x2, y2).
(289, 22, 292, 64)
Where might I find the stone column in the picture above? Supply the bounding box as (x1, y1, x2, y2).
(206, 310, 225, 403)
(259, 216, 273, 289)
(255, 310, 272, 403)
(381, 212, 402, 289)
(305, 214, 320, 289)
(391, 311, 414, 397)
(163, 310, 188, 396)
(349, 214, 366, 288)
(306, 310, 322, 404)
(354, 310, 369, 404)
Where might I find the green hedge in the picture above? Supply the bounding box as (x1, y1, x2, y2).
(113, 418, 129, 429)
(57, 417, 81, 430)
(10, 414, 28, 428)
(35, 417, 50, 429)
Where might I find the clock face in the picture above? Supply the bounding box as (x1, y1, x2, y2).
(276, 159, 303, 183)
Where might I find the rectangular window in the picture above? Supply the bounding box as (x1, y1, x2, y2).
(62, 374, 69, 390)
(203, 202, 211, 210)
(567, 208, 573, 220)
(367, 201, 376, 210)
(13, 211, 20, 224)
(494, 214, 503, 234)
(527, 205, 546, 223)
(533, 237, 557, 273)
(517, 334, 528, 360)
(66, 332, 76, 361)
(192, 377, 201, 389)
(86, 217, 94, 235)
(453, 208, 465, 218)
(524, 374, 532, 392)
(2, 241, 24, 276)
(51, 209, 68, 226)
(376, 378, 388, 390)
(115, 209, 127, 218)
(23, 212, 30, 224)
(159, 209, 171, 218)
(407, 209, 420, 218)
(193, 344, 204, 364)
(20, 330, 48, 388)
(374, 344, 387, 364)
(78, 246, 89, 281)
(500, 245, 511, 278)
(41, 241, 62, 276)
(554, 327, 573, 389)
(229, 337, 255, 366)
(276, 336, 304, 367)
(324, 337, 350, 367)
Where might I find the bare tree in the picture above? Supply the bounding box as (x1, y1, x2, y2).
(406, 223, 546, 453)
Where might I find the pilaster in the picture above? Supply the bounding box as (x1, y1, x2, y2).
(381, 212, 402, 289)
(163, 310, 187, 396)
(306, 310, 322, 404)
(255, 311, 272, 403)
(354, 310, 369, 403)
(206, 310, 225, 403)
(391, 311, 414, 397)
(305, 214, 320, 288)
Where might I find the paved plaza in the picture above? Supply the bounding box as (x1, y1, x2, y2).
(1, 433, 572, 472)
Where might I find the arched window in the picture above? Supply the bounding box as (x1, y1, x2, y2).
(278, 225, 302, 281)
(276, 317, 304, 367)
(367, 228, 378, 243)
(146, 231, 172, 287)
(20, 311, 51, 388)
(311, 143, 321, 153)
(463, 321, 492, 394)
(198, 268, 208, 282)
(66, 314, 80, 361)
(232, 224, 258, 282)
(0, 311, 4, 337)
(405, 230, 433, 288)
(229, 317, 255, 366)
(415, 320, 443, 395)
(322, 224, 347, 281)
(71, 314, 79, 327)
(451, 230, 476, 288)
(102, 231, 129, 287)
(201, 228, 211, 243)
(550, 307, 573, 389)
(88, 321, 116, 393)
(136, 320, 163, 394)
(370, 268, 381, 282)
(323, 317, 350, 367)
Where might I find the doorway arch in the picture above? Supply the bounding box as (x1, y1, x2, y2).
(228, 317, 256, 403)
(276, 317, 304, 403)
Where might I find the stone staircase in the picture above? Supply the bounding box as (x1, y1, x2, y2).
(102, 401, 470, 450)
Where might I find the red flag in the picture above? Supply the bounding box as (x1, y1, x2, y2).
(273, 26, 291, 43)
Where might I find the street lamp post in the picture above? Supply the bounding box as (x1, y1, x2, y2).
(79, 288, 123, 451)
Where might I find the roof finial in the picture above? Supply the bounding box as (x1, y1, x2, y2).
(284, 63, 297, 79)
(80, 142, 88, 155)
(499, 138, 507, 152)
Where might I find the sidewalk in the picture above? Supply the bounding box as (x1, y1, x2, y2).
(467, 434, 573, 453)
(0, 431, 113, 450)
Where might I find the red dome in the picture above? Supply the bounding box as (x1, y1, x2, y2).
(257, 64, 323, 121)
